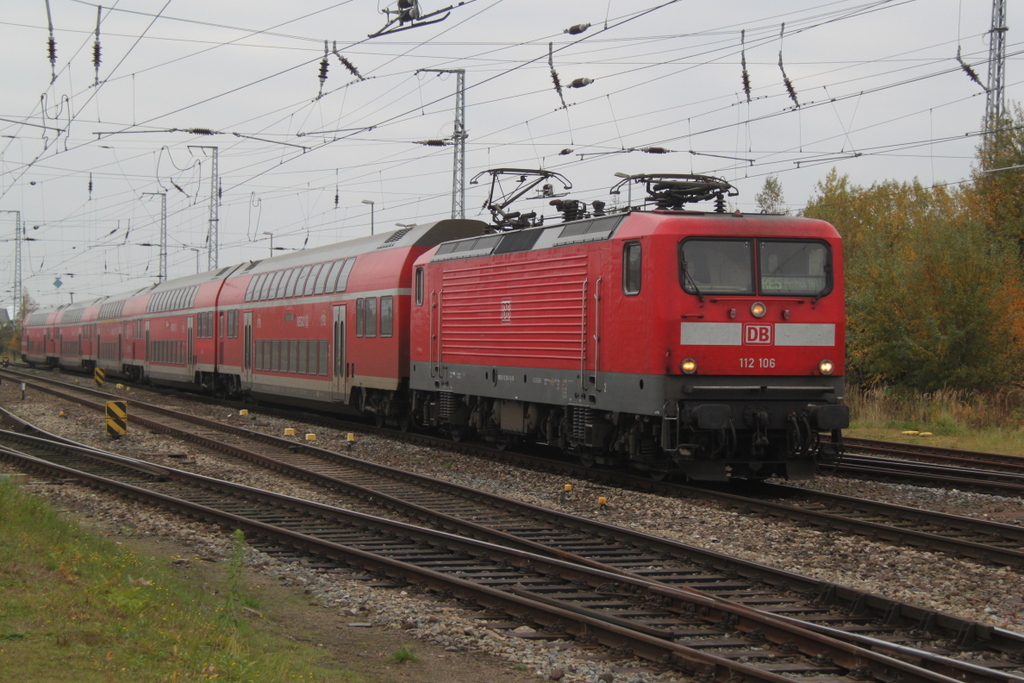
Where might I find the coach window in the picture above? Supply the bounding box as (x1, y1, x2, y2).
(245, 277, 258, 302)
(298, 340, 308, 374)
(303, 263, 324, 296)
(257, 273, 273, 301)
(318, 340, 329, 376)
(292, 265, 312, 298)
(319, 260, 337, 294)
(335, 258, 355, 292)
(250, 275, 264, 302)
(314, 261, 334, 294)
(307, 341, 318, 375)
(289, 340, 298, 373)
(415, 267, 424, 306)
(365, 297, 378, 338)
(355, 298, 364, 337)
(282, 267, 298, 298)
(381, 296, 393, 337)
(266, 271, 282, 300)
(276, 269, 294, 299)
(267, 271, 284, 300)
(623, 242, 641, 295)
(271, 340, 281, 372)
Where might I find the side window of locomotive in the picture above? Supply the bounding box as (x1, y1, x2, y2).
(380, 296, 393, 337)
(679, 239, 753, 295)
(623, 242, 641, 295)
(759, 240, 831, 297)
(415, 267, 424, 306)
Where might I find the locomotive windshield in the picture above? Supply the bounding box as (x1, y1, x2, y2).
(759, 240, 829, 296)
(680, 238, 830, 297)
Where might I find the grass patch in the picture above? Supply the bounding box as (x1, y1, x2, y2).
(846, 384, 1024, 455)
(389, 646, 418, 663)
(0, 480, 362, 682)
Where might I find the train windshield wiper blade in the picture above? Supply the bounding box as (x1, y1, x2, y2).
(681, 260, 704, 304)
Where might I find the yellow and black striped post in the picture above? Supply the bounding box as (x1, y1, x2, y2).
(94, 367, 106, 386)
(105, 400, 127, 439)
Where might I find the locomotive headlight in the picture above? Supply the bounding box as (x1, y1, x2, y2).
(750, 301, 767, 318)
(818, 359, 835, 376)
(681, 359, 697, 375)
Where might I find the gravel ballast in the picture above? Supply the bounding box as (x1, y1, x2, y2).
(2, 380, 1023, 682)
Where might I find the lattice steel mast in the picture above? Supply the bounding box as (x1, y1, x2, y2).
(418, 68, 466, 219)
(986, 0, 1008, 129)
(189, 145, 219, 271)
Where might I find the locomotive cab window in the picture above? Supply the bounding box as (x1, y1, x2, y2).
(680, 239, 754, 295)
(623, 242, 641, 295)
(759, 240, 831, 296)
(679, 238, 831, 297)
(415, 267, 424, 306)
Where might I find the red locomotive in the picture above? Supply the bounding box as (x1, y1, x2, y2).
(22, 173, 847, 480)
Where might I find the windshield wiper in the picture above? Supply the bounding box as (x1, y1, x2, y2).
(680, 259, 705, 305)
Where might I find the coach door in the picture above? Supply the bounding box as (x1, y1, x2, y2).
(187, 316, 195, 379)
(242, 312, 253, 387)
(143, 322, 150, 375)
(332, 304, 347, 402)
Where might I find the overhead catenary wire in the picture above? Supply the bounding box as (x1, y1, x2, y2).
(0, 0, 1011, 307)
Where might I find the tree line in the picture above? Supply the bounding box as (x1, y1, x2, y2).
(796, 107, 1024, 392)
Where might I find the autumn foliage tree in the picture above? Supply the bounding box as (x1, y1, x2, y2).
(804, 169, 1024, 392)
(966, 105, 1024, 250)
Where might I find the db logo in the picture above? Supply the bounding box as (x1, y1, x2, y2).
(743, 323, 773, 345)
(500, 299, 512, 324)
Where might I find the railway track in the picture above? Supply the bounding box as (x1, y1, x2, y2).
(2, 426, 1023, 683)
(845, 437, 1024, 475)
(834, 453, 1024, 496)
(2, 370, 1024, 678)
(5, 368, 1024, 571)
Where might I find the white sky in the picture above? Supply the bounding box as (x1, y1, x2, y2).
(0, 0, 1017, 311)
